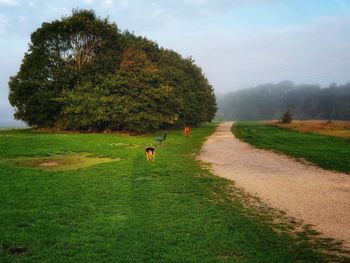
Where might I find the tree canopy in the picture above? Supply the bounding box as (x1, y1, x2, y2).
(218, 81, 350, 121)
(9, 9, 216, 132)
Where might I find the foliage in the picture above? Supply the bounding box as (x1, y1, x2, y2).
(233, 122, 350, 174)
(0, 126, 332, 262)
(218, 81, 350, 121)
(281, 109, 293, 123)
(9, 9, 216, 132)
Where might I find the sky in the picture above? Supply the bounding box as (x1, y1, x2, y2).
(1, 0, 350, 121)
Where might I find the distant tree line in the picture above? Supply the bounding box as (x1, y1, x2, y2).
(9, 9, 216, 132)
(218, 81, 350, 121)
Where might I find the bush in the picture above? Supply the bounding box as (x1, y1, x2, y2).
(281, 110, 293, 124)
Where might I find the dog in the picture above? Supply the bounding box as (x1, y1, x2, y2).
(145, 146, 155, 162)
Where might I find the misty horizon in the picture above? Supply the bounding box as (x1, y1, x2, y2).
(2, 79, 349, 125)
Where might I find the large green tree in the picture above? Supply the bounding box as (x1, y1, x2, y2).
(9, 9, 121, 127)
(9, 9, 217, 132)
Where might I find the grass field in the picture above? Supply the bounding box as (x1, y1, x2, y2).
(0, 125, 338, 262)
(267, 120, 350, 139)
(233, 122, 350, 174)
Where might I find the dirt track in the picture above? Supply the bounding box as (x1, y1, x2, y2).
(199, 122, 350, 246)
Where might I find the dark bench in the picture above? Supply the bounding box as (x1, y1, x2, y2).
(154, 133, 167, 146)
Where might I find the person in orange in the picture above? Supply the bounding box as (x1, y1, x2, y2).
(184, 126, 190, 137)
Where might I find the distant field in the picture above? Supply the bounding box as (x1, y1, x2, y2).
(0, 121, 28, 130)
(0, 126, 331, 262)
(267, 120, 350, 139)
(233, 122, 350, 174)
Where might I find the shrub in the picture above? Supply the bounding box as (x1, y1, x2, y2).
(281, 110, 293, 124)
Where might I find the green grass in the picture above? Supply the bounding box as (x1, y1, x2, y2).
(0, 125, 338, 262)
(233, 122, 350, 174)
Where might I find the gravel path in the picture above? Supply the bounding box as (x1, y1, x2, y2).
(199, 122, 350, 246)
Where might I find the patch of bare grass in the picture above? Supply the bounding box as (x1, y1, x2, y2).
(7, 152, 118, 171)
(267, 120, 350, 138)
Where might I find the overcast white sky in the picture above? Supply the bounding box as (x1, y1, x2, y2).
(1, 0, 350, 120)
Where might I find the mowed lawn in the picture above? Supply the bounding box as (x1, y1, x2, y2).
(0, 125, 328, 262)
(233, 122, 350, 174)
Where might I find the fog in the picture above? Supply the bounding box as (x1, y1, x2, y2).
(217, 81, 350, 121)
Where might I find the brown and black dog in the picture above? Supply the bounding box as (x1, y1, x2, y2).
(145, 146, 155, 162)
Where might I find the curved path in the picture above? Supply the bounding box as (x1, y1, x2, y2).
(199, 122, 350, 246)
